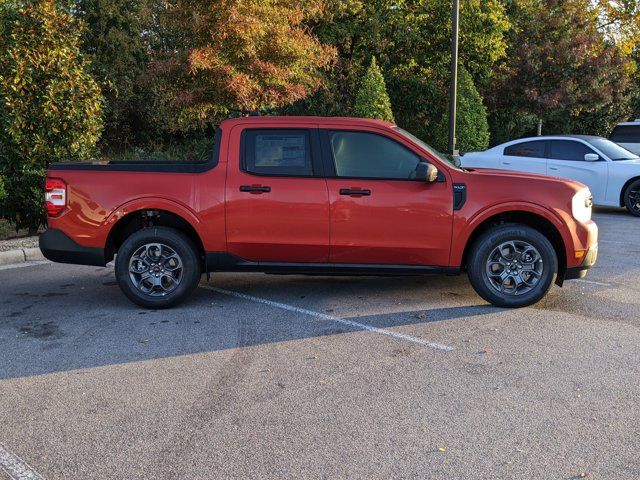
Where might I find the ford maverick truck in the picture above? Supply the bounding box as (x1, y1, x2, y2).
(40, 116, 598, 308)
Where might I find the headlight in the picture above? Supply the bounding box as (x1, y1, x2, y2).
(572, 188, 593, 223)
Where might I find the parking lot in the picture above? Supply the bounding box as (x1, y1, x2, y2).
(0, 208, 639, 479)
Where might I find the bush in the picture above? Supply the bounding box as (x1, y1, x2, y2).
(0, 0, 103, 232)
(353, 57, 395, 123)
(103, 135, 216, 163)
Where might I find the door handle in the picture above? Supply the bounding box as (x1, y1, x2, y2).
(339, 188, 371, 196)
(240, 185, 271, 193)
(549, 166, 559, 171)
(502, 161, 512, 165)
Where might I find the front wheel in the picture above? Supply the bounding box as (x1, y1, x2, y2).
(467, 224, 558, 308)
(623, 179, 640, 217)
(115, 227, 202, 309)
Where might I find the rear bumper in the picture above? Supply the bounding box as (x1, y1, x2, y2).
(39, 228, 106, 267)
(564, 242, 598, 280)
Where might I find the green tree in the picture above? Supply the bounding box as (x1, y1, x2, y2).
(75, 0, 152, 148)
(0, 0, 103, 232)
(287, 0, 509, 148)
(353, 57, 394, 122)
(486, 0, 634, 143)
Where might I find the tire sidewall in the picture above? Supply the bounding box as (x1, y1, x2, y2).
(468, 224, 558, 308)
(624, 180, 640, 217)
(115, 227, 201, 309)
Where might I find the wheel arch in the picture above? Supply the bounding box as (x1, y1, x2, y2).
(619, 176, 640, 207)
(460, 209, 568, 283)
(104, 208, 205, 265)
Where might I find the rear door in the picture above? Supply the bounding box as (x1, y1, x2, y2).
(322, 127, 453, 266)
(547, 140, 608, 201)
(225, 124, 330, 262)
(501, 140, 548, 174)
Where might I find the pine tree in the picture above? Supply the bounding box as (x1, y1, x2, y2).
(434, 66, 490, 152)
(353, 57, 395, 123)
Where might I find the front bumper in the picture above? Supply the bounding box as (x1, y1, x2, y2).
(564, 243, 598, 280)
(39, 228, 106, 266)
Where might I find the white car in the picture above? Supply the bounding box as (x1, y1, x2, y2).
(461, 135, 640, 216)
(610, 121, 640, 155)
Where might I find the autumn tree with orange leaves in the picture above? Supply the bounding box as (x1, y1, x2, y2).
(146, 0, 335, 133)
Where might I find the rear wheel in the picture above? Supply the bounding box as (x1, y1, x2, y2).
(115, 227, 201, 308)
(467, 224, 557, 308)
(623, 179, 640, 217)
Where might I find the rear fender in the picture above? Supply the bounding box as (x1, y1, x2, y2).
(104, 197, 203, 240)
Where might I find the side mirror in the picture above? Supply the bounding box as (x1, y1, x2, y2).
(584, 153, 600, 162)
(415, 162, 439, 183)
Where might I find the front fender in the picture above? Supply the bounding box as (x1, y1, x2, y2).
(450, 202, 573, 267)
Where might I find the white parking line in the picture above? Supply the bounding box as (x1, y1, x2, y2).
(575, 279, 611, 287)
(0, 444, 45, 480)
(200, 285, 453, 351)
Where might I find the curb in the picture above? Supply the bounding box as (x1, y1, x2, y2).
(0, 247, 45, 266)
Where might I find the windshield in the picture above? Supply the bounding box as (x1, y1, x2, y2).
(393, 127, 461, 169)
(587, 138, 640, 161)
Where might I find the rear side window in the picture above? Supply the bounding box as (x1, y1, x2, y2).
(328, 130, 421, 179)
(610, 125, 640, 142)
(504, 141, 546, 158)
(242, 129, 313, 176)
(548, 140, 596, 161)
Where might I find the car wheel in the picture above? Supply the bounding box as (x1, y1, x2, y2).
(623, 179, 640, 217)
(115, 227, 202, 309)
(467, 224, 557, 308)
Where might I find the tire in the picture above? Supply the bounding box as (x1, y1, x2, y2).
(115, 227, 202, 309)
(467, 224, 558, 308)
(623, 179, 640, 217)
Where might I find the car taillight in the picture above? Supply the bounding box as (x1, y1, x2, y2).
(45, 177, 67, 217)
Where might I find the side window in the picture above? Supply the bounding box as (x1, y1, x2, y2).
(549, 140, 596, 161)
(242, 129, 313, 176)
(610, 125, 640, 142)
(504, 141, 546, 158)
(328, 131, 421, 179)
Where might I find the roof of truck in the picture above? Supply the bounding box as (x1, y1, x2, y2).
(220, 116, 395, 129)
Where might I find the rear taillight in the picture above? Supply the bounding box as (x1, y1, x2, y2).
(45, 177, 66, 217)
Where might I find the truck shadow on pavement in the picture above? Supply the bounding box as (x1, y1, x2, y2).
(0, 265, 498, 380)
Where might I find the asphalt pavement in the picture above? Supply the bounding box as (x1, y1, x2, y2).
(0, 208, 639, 479)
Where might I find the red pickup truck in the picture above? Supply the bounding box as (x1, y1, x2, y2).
(40, 116, 598, 309)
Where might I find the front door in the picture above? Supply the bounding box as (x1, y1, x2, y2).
(225, 124, 330, 262)
(547, 140, 608, 201)
(322, 128, 453, 266)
